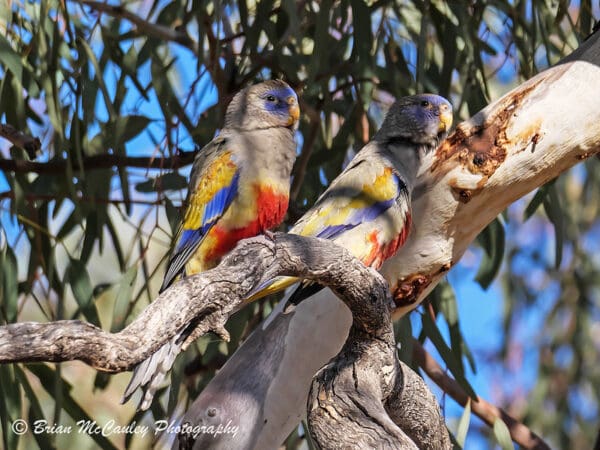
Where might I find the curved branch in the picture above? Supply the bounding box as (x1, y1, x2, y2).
(0, 234, 382, 371)
(0, 233, 450, 448)
(307, 318, 450, 449)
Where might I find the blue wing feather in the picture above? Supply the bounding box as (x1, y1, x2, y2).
(313, 174, 400, 241)
(160, 170, 241, 292)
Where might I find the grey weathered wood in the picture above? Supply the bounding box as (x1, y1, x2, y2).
(0, 234, 374, 370)
(0, 231, 449, 449)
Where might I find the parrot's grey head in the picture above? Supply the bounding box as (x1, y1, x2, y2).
(225, 80, 300, 131)
(375, 94, 453, 148)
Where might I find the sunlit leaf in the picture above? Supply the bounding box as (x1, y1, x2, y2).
(0, 34, 23, 82)
(455, 398, 471, 448)
(111, 266, 137, 332)
(493, 418, 515, 450)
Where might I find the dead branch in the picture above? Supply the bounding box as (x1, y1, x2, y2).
(0, 233, 450, 449)
(306, 299, 450, 449)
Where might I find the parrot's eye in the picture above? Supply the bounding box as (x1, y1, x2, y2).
(266, 95, 277, 102)
(420, 100, 431, 108)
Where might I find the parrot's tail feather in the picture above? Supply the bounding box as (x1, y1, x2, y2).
(244, 275, 299, 302)
(287, 281, 325, 308)
(121, 331, 186, 411)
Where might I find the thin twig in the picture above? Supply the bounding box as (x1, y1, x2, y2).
(0, 124, 42, 158)
(0, 190, 166, 206)
(0, 151, 196, 174)
(76, 1, 198, 52)
(412, 340, 551, 450)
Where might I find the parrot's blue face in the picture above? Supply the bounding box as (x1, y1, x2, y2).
(406, 94, 453, 141)
(378, 93, 453, 146)
(261, 86, 300, 126)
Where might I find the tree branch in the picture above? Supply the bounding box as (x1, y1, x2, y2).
(0, 151, 196, 174)
(0, 233, 450, 448)
(76, 1, 198, 52)
(412, 340, 551, 450)
(0, 234, 373, 371)
(0, 123, 41, 158)
(307, 294, 450, 448)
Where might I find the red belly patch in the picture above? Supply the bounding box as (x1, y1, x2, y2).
(204, 185, 289, 263)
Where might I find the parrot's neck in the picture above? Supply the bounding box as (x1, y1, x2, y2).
(376, 139, 427, 187)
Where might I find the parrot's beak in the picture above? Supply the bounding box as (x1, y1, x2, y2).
(287, 96, 300, 126)
(438, 104, 453, 133)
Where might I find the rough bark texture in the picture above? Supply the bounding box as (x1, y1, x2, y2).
(304, 262, 450, 449)
(0, 233, 448, 448)
(182, 31, 600, 449)
(0, 234, 375, 369)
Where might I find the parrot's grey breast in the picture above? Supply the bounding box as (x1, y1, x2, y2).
(235, 127, 297, 179)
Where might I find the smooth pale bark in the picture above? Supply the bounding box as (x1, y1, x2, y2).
(181, 32, 600, 449)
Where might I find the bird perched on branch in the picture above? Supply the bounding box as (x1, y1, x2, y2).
(122, 80, 300, 410)
(247, 93, 452, 308)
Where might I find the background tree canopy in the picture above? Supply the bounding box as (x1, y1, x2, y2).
(0, 1, 599, 448)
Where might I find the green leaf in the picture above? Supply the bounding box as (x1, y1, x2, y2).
(474, 216, 505, 289)
(350, 0, 372, 62)
(65, 258, 101, 326)
(1, 244, 19, 322)
(15, 366, 56, 450)
(421, 313, 477, 397)
(523, 183, 551, 220)
(78, 38, 116, 119)
(493, 418, 515, 450)
(455, 398, 471, 448)
(542, 183, 564, 268)
(109, 115, 152, 148)
(135, 172, 188, 193)
(0, 365, 21, 450)
(307, 0, 333, 80)
(26, 364, 118, 450)
(111, 266, 137, 332)
(0, 34, 23, 82)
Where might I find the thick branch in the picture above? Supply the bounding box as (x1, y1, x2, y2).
(0, 234, 384, 372)
(307, 326, 450, 449)
(0, 232, 449, 448)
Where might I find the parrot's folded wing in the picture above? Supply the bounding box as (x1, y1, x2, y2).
(161, 146, 240, 292)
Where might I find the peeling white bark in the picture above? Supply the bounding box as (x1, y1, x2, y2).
(181, 34, 600, 449)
